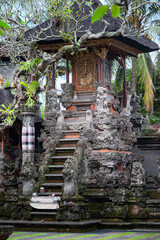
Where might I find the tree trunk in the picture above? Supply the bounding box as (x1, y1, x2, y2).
(149, 55, 153, 117)
(131, 57, 137, 92)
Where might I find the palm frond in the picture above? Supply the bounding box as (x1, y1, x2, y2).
(150, 26, 160, 42)
(136, 53, 155, 112)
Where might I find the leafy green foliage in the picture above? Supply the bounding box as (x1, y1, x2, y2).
(113, 64, 123, 93)
(40, 105, 45, 119)
(3, 80, 11, 88)
(111, 5, 120, 18)
(0, 19, 10, 36)
(18, 58, 42, 73)
(20, 81, 39, 108)
(59, 29, 73, 42)
(49, 0, 72, 27)
(0, 19, 10, 29)
(91, 4, 120, 23)
(91, 5, 109, 23)
(139, 128, 157, 136)
(112, 60, 132, 94)
(149, 115, 160, 124)
(0, 103, 16, 125)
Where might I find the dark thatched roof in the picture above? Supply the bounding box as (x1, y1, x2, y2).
(0, 89, 43, 123)
(0, 89, 14, 106)
(25, 0, 159, 53)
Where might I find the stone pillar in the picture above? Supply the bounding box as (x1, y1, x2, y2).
(0, 154, 5, 192)
(66, 57, 69, 83)
(21, 103, 38, 196)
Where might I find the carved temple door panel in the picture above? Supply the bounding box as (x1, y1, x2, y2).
(72, 51, 97, 94)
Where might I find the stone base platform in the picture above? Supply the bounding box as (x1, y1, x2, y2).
(2, 220, 160, 233)
(101, 221, 160, 230)
(0, 220, 101, 233)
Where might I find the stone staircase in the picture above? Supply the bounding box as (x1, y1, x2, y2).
(146, 191, 160, 220)
(31, 130, 80, 221)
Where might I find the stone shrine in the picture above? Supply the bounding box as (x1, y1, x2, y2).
(0, 0, 159, 226)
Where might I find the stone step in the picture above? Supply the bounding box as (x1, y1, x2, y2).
(52, 156, 69, 164)
(63, 130, 80, 139)
(49, 165, 64, 174)
(137, 137, 160, 150)
(42, 183, 63, 188)
(59, 138, 79, 147)
(45, 173, 63, 178)
(46, 179, 64, 183)
(45, 176, 63, 183)
(146, 198, 160, 219)
(55, 147, 76, 156)
(44, 188, 62, 193)
(55, 147, 76, 150)
(59, 138, 79, 142)
(147, 199, 160, 204)
(63, 130, 80, 134)
(38, 192, 62, 197)
(52, 156, 69, 159)
(147, 190, 160, 199)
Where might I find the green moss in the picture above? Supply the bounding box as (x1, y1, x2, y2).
(103, 203, 128, 219)
(139, 129, 157, 136)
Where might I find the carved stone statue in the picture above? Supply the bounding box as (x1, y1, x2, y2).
(131, 162, 146, 186)
(62, 158, 78, 199)
(95, 87, 110, 113)
(60, 83, 74, 108)
(47, 89, 60, 112)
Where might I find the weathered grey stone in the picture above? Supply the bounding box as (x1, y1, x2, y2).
(86, 110, 93, 129)
(131, 162, 146, 187)
(47, 88, 60, 112)
(60, 83, 74, 108)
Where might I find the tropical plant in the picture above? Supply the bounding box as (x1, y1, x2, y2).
(0, 103, 16, 125)
(0, 19, 10, 36)
(136, 53, 155, 113)
(91, 4, 120, 23)
(18, 58, 42, 73)
(3, 80, 11, 88)
(20, 81, 40, 108)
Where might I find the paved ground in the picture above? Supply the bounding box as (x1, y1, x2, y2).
(8, 230, 160, 240)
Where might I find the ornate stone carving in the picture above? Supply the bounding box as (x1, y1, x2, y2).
(95, 87, 110, 113)
(131, 162, 146, 186)
(60, 83, 74, 108)
(62, 157, 78, 199)
(93, 88, 136, 150)
(47, 88, 60, 112)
